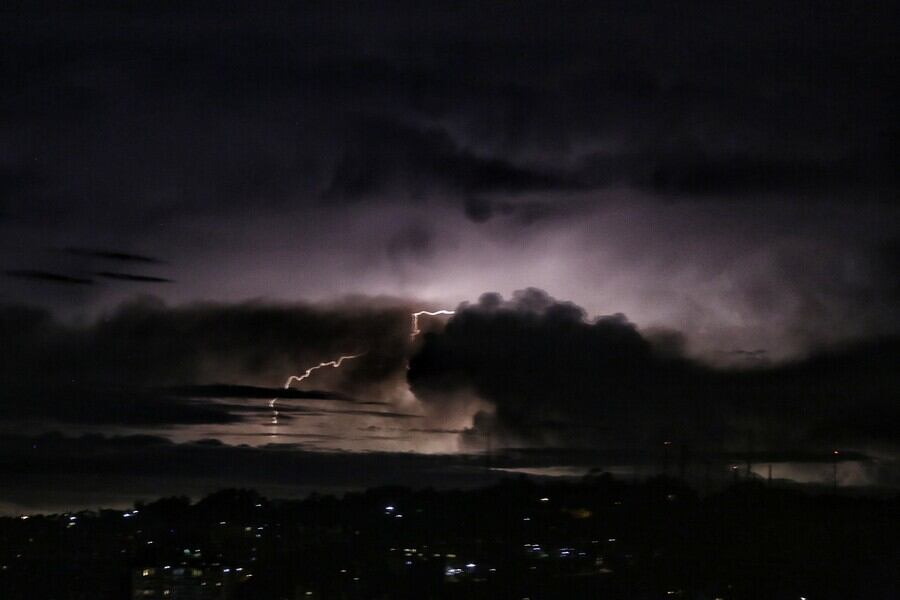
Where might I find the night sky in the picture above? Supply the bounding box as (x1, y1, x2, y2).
(1, 2, 897, 513)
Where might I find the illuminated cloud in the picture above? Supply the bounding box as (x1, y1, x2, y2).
(0, 2, 896, 505)
(409, 289, 900, 459)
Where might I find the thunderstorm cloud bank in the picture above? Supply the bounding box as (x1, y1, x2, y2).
(0, 2, 897, 508)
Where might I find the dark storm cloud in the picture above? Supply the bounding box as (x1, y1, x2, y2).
(64, 248, 165, 265)
(5, 269, 94, 285)
(0, 430, 889, 512)
(357, 426, 464, 435)
(0, 2, 895, 505)
(161, 400, 420, 422)
(0, 1, 895, 358)
(576, 150, 887, 198)
(163, 384, 360, 402)
(0, 1, 893, 228)
(0, 298, 413, 427)
(463, 196, 559, 225)
(408, 290, 900, 456)
(409, 427, 467, 435)
(1, 383, 242, 427)
(0, 431, 500, 512)
(325, 117, 577, 199)
(483, 446, 870, 472)
(95, 272, 173, 283)
(314, 407, 422, 419)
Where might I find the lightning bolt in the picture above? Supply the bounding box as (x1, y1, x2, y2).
(268, 308, 454, 427)
(410, 310, 455, 339)
(270, 353, 364, 425)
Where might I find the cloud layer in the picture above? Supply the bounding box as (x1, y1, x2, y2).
(409, 289, 900, 461)
(0, 3, 896, 507)
(0, 1, 896, 359)
(0, 298, 417, 432)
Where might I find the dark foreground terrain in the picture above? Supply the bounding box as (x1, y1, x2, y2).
(1, 476, 896, 599)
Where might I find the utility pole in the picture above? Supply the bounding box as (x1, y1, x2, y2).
(832, 450, 840, 494)
(662, 441, 672, 477)
(746, 430, 755, 480)
(484, 427, 493, 473)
